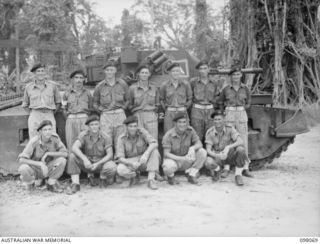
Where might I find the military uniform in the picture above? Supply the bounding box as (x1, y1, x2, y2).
(116, 127, 160, 180)
(17, 134, 67, 184)
(67, 129, 117, 181)
(127, 82, 159, 140)
(159, 79, 192, 133)
(62, 88, 92, 150)
(205, 125, 248, 171)
(219, 83, 251, 154)
(190, 77, 218, 141)
(93, 78, 129, 145)
(162, 126, 207, 178)
(22, 80, 61, 139)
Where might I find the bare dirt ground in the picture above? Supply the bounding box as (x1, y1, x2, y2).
(0, 125, 319, 237)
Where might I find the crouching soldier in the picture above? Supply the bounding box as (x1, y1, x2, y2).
(162, 112, 207, 185)
(116, 115, 161, 190)
(18, 120, 67, 193)
(205, 110, 250, 186)
(66, 112, 117, 194)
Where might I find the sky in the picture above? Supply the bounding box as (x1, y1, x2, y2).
(88, 0, 227, 27)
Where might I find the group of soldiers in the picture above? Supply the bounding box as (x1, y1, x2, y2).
(17, 59, 253, 195)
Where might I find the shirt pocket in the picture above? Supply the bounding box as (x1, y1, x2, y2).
(238, 90, 248, 104)
(177, 88, 187, 104)
(146, 91, 156, 105)
(194, 85, 205, 101)
(101, 91, 112, 104)
(114, 90, 125, 102)
(166, 88, 175, 104)
(96, 143, 106, 157)
(30, 94, 41, 106)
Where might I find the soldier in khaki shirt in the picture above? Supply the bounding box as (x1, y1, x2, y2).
(66, 113, 117, 194)
(159, 63, 193, 133)
(162, 112, 207, 185)
(93, 61, 129, 145)
(116, 115, 161, 190)
(127, 65, 160, 140)
(190, 60, 219, 142)
(18, 120, 67, 193)
(62, 70, 93, 150)
(205, 110, 252, 186)
(22, 64, 61, 139)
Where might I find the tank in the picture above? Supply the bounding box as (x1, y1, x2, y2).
(0, 48, 309, 175)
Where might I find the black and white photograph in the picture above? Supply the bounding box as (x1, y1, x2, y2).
(0, 0, 319, 240)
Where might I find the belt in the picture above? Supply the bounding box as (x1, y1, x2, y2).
(193, 104, 214, 109)
(31, 108, 53, 113)
(167, 107, 186, 112)
(102, 108, 124, 114)
(226, 106, 245, 111)
(68, 113, 88, 119)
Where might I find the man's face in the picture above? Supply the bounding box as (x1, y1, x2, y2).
(139, 68, 150, 81)
(199, 65, 209, 77)
(40, 125, 53, 139)
(170, 67, 181, 80)
(231, 71, 242, 83)
(175, 118, 187, 132)
(213, 115, 225, 128)
(35, 67, 46, 81)
(88, 121, 100, 133)
(127, 122, 138, 136)
(73, 74, 85, 89)
(104, 66, 117, 79)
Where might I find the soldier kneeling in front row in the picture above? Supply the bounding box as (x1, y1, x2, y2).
(162, 112, 207, 185)
(205, 110, 253, 186)
(116, 115, 161, 190)
(66, 112, 117, 194)
(18, 120, 68, 192)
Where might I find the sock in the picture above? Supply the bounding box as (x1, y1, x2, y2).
(71, 175, 80, 184)
(148, 171, 156, 180)
(243, 161, 250, 170)
(47, 178, 57, 185)
(88, 173, 94, 178)
(224, 165, 230, 171)
(214, 165, 220, 171)
(235, 167, 243, 176)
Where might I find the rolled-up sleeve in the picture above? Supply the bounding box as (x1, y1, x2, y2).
(162, 133, 172, 150)
(18, 139, 35, 161)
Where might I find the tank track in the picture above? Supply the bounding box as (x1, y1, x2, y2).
(250, 137, 295, 170)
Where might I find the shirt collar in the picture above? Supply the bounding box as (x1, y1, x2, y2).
(125, 128, 141, 139)
(211, 126, 226, 136)
(137, 81, 152, 90)
(172, 127, 190, 138)
(103, 78, 119, 87)
(39, 135, 53, 145)
(196, 76, 214, 85)
(169, 79, 182, 87)
(32, 80, 48, 89)
(88, 130, 102, 140)
(230, 83, 246, 89)
(70, 87, 85, 94)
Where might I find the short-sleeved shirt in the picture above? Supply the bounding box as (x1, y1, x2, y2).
(190, 77, 218, 105)
(159, 79, 192, 108)
(128, 82, 160, 113)
(162, 126, 200, 156)
(116, 127, 157, 159)
(18, 135, 67, 162)
(205, 125, 240, 152)
(62, 88, 92, 114)
(219, 84, 251, 108)
(22, 80, 61, 110)
(77, 130, 112, 161)
(93, 79, 129, 112)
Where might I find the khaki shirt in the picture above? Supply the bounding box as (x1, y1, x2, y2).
(116, 127, 157, 159)
(128, 82, 160, 113)
(62, 88, 92, 114)
(162, 126, 200, 156)
(190, 77, 218, 105)
(93, 79, 129, 112)
(159, 79, 192, 108)
(205, 125, 240, 152)
(22, 80, 61, 110)
(219, 84, 251, 108)
(77, 130, 112, 162)
(18, 135, 67, 163)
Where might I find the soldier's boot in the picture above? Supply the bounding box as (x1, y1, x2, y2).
(242, 169, 254, 178)
(212, 170, 221, 182)
(220, 169, 230, 178)
(47, 183, 63, 193)
(66, 183, 80, 195)
(235, 175, 244, 186)
(167, 176, 179, 185)
(155, 172, 164, 182)
(187, 175, 201, 186)
(99, 178, 108, 188)
(88, 176, 98, 187)
(147, 179, 158, 190)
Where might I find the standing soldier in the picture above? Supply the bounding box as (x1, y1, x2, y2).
(162, 112, 207, 185)
(127, 65, 159, 140)
(190, 60, 219, 142)
(159, 63, 192, 133)
(218, 63, 253, 178)
(93, 61, 129, 145)
(66, 113, 117, 194)
(116, 115, 161, 190)
(22, 64, 61, 139)
(17, 120, 67, 192)
(205, 110, 249, 186)
(62, 70, 93, 151)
